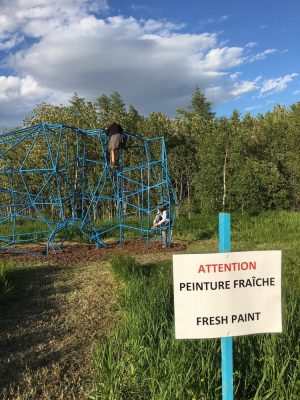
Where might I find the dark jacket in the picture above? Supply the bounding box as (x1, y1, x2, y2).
(106, 122, 124, 138)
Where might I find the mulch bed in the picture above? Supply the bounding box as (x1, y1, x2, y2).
(0, 240, 186, 266)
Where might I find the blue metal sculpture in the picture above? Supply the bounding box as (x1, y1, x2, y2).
(0, 123, 176, 255)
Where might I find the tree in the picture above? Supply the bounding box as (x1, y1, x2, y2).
(126, 105, 142, 133)
(110, 91, 126, 115)
(96, 91, 127, 116)
(23, 103, 71, 126)
(177, 87, 215, 120)
(95, 94, 111, 118)
(69, 93, 98, 128)
(128, 104, 139, 119)
(21, 90, 300, 214)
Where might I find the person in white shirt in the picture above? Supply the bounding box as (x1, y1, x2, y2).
(153, 205, 169, 248)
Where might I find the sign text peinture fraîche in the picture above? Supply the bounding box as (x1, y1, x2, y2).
(173, 251, 282, 339)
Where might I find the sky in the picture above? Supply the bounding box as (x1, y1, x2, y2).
(0, 0, 299, 127)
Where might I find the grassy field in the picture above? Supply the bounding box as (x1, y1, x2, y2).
(0, 211, 299, 399)
(0, 258, 118, 399)
(90, 211, 300, 400)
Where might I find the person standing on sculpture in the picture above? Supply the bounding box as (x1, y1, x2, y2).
(106, 122, 126, 167)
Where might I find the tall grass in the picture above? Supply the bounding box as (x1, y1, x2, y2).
(0, 260, 14, 301)
(92, 255, 221, 400)
(174, 210, 300, 247)
(231, 211, 300, 249)
(174, 213, 218, 242)
(91, 212, 300, 400)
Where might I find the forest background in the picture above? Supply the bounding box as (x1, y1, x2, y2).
(5, 88, 300, 217)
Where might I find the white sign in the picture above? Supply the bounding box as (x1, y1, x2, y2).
(173, 251, 282, 339)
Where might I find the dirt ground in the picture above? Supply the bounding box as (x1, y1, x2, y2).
(0, 241, 185, 399)
(0, 240, 185, 266)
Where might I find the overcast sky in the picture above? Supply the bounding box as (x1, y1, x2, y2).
(0, 0, 299, 127)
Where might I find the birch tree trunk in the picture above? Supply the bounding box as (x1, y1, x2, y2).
(222, 142, 228, 211)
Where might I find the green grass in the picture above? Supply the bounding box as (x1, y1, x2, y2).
(173, 210, 300, 247)
(0, 219, 51, 246)
(91, 212, 300, 400)
(173, 213, 218, 242)
(0, 260, 15, 302)
(92, 256, 222, 400)
(231, 211, 300, 249)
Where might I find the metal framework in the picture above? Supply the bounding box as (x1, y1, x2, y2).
(0, 123, 176, 255)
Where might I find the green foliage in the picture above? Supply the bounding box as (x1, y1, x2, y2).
(177, 87, 215, 120)
(20, 91, 300, 214)
(96, 94, 112, 117)
(192, 107, 298, 213)
(96, 91, 127, 118)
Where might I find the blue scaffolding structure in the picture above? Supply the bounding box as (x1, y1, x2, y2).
(0, 123, 176, 255)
